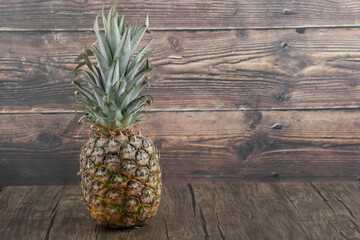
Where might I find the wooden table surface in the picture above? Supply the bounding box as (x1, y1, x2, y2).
(0, 183, 359, 240)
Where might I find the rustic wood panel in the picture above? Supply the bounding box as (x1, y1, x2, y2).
(0, 110, 359, 186)
(1, 183, 360, 239)
(194, 183, 360, 239)
(0, 185, 65, 239)
(2, 0, 360, 31)
(2, 28, 360, 112)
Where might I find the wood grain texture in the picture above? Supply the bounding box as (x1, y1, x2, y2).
(2, 28, 360, 112)
(1, 0, 360, 185)
(193, 183, 360, 240)
(0, 185, 65, 239)
(0, 111, 359, 186)
(1, 183, 359, 239)
(2, 0, 360, 31)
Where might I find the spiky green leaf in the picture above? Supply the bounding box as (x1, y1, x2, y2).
(72, 5, 154, 132)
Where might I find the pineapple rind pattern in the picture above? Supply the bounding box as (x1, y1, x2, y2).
(79, 133, 161, 228)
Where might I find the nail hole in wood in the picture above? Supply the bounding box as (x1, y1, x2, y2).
(270, 123, 282, 129)
(296, 28, 306, 34)
(282, 9, 293, 15)
(272, 172, 280, 178)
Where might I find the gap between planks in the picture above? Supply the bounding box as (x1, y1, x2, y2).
(3, 24, 360, 32)
(1, 106, 360, 115)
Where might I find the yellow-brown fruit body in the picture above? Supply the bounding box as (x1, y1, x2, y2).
(79, 129, 161, 228)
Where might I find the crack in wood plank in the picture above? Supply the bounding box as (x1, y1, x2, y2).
(329, 221, 351, 240)
(212, 53, 275, 68)
(281, 189, 302, 215)
(270, 183, 303, 215)
(44, 186, 65, 240)
(229, 184, 255, 222)
(310, 183, 335, 215)
(49, 199, 60, 219)
(348, 217, 360, 234)
(332, 194, 356, 219)
(94, 224, 99, 240)
(215, 211, 226, 240)
(163, 216, 170, 240)
(50, 186, 64, 217)
(44, 211, 57, 240)
(199, 206, 209, 240)
(187, 184, 196, 215)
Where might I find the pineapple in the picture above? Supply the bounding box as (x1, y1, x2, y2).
(72, 5, 161, 228)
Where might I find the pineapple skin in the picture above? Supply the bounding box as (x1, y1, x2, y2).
(79, 130, 161, 228)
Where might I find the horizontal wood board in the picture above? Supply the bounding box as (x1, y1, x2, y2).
(0, 183, 359, 239)
(1, 0, 360, 185)
(0, 111, 359, 186)
(1, 28, 360, 112)
(2, 0, 360, 31)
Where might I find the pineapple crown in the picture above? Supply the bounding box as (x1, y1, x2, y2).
(72, 5, 153, 135)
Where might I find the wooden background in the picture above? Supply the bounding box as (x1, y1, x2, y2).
(1, 0, 360, 186)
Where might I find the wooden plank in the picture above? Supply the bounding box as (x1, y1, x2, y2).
(1, 184, 359, 239)
(2, 0, 360, 31)
(310, 183, 360, 239)
(276, 183, 360, 239)
(0, 110, 359, 186)
(194, 184, 310, 239)
(0, 185, 65, 239)
(2, 28, 360, 112)
(191, 183, 360, 240)
(0, 185, 204, 240)
(45, 185, 203, 239)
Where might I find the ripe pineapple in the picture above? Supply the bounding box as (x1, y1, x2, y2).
(72, 5, 161, 228)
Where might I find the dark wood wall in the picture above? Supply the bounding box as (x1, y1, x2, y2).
(1, 0, 359, 186)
